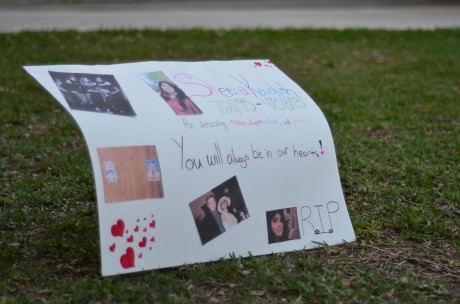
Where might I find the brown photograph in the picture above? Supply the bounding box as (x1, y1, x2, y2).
(97, 145, 164, 203)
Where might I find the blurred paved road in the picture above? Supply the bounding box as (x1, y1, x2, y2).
(1, 0, 459, 32)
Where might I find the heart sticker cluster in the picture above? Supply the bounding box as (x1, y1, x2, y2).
(109, 215, 157, 269)
(254, 60, 273, 68)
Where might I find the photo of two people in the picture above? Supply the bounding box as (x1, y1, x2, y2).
(189, 176, 249, 245)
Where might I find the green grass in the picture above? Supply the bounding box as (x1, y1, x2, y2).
(1, 29, 459, 303)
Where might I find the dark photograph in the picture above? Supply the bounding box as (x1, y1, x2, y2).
(189, 176, 250, 245)
(49, 71, 136, 116)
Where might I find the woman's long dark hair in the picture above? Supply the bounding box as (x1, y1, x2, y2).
(266, 209, 289, 244)
(158, 81, 189, 111)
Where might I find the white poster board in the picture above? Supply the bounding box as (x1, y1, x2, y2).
(25, 60, 355, 276)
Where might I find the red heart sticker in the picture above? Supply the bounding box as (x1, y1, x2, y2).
(150, 236, 155, 242)
(109, 243, 116, 252)
(138, 252, 143, 259)
(149, 220, 156, 228)
(120, 247, 135, 269)
(139, 237, 147, 248)
(134, 226, 139, 232)
(127, 235, 134, 242)
(111, 219, 125, 237)
(143, 227, 147, 232)
(254, 61, 262, 67)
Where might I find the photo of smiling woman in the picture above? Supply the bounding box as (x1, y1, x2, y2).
(266, 207, 301, 244)
(266, 209, 289, 244)
(158, 81, 202, 116)
(139, 71, 203, 116)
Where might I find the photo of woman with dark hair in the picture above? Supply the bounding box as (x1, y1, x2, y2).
(158, 81, 202, 116)
(266, 209, 290, 244)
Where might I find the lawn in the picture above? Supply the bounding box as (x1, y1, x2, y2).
(1, 29, 459, 303)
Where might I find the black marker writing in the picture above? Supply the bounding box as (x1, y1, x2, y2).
(301, 201, 340, 235)
(172, 136, 204, 171)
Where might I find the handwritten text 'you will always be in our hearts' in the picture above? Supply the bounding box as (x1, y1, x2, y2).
(172, 136, 325, 171)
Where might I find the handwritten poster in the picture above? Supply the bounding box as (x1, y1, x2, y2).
(24, 60, 356, 276)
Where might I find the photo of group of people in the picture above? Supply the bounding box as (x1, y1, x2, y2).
(49, 71, 136, 116)
(139, 71, 203, 116)
(97, 145, 164, 203)
(189, 176, 250, 245)
(266, 207, 301, 244)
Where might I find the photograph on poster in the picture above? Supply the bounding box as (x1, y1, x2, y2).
(145, 159, 161, 182)
(189, 176, 250, 245)
(266, 207, 301, 244)
(103, 160, 118, 183)
(139, 70, 202, 116)
(97, 145, 164, 203)
(48, 71, 136, 116)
